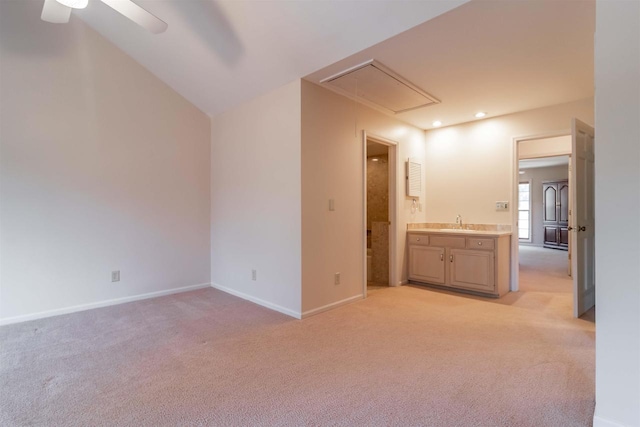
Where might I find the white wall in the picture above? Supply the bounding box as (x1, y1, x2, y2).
(210, 81, 302, 317)
(519, 165, 569, 246)
(423, 98, 593, 226)
(0, 1, 211, 323)
(301, 80, 426, 314)
(594, 1, 640, 426)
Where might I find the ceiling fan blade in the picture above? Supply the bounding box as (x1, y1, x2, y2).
(41, 0, 72, 24)
(100, 0, 168, 34)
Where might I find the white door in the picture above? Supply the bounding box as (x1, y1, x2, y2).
(571, 118, 595, 317)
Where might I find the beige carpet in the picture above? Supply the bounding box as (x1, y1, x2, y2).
(367, 281, 388, 296)
(1, 247, 594, 426)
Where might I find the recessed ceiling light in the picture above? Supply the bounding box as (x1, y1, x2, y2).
(475, 112, 486, 118)
(432, 120, 442, 127)
(372, 158, 379, 162)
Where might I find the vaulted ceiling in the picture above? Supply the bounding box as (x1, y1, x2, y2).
(74, 0, 594, 128)
(74, 0, 468, 116)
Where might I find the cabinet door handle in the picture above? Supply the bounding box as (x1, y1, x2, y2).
(449, 255, 453, 263)
(477, 241, 483, 246)
(416, 238, 420, 241)
(440, 254, 444, 261)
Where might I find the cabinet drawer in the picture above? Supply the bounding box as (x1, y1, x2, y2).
(407, 234, 429, 246)
(467, 238, 495, 250)
(430, 236, 465, 248)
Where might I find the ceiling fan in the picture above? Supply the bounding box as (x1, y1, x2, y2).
(40, 0, 168, 34)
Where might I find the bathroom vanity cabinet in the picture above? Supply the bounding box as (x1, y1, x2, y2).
(408, 230, 511, 297)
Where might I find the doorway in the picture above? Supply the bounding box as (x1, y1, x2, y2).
(512, 124, 596, 319)
(518, 154, 571, 252)
(363, 132, 397, 297)
(515, 134, 572, 287)
(517, 151, 573, 300)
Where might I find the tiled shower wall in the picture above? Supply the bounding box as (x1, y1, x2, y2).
(367, 154, 389, 233)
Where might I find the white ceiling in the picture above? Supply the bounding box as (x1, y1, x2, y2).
(519, 156, 569, 170)
(306, 0, 595, 130)
(74, 0, 468, 116)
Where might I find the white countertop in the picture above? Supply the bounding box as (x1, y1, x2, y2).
(408, 228, 512, 236)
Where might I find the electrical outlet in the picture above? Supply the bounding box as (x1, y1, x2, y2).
(251, 269, 257, 281)
(111, 270, 120, 282)
(334, 272, 340, 285)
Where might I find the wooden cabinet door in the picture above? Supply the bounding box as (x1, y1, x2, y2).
(558, 181, 569, 225)
(544, 226, 559, 246)
(543, 184, 557, 222)
(559, 227, 569, 247)
(543, 180, 569, 250)
(409, 246, 445, 284)
(449, 249, 495, 292)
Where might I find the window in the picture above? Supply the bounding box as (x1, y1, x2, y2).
(518, 181, 531, 241)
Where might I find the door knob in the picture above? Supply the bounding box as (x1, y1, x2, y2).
(567, 226, 574, 231)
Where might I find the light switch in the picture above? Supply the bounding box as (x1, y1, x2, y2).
(495, 201, 509, 211)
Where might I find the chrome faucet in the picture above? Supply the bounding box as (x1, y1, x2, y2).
(456, 214, 463, 229)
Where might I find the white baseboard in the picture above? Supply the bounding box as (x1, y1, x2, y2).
(210, 283, 302, 319)
(593, 412, 626, 427)
(0, 282, 212, 326)
(301, 294, 363, 318)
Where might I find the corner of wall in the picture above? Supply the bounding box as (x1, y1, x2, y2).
(210, 79, 303, 316)
(300, 81, 427, 314)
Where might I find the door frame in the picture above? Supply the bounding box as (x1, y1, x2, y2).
(362, 131, 398, 297)
(511, 130, 571, 292)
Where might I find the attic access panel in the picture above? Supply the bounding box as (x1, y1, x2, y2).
(320, 60, 440, 114)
